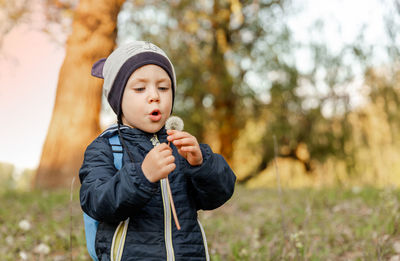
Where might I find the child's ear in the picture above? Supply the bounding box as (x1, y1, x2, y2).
(91, 58, 106, 79)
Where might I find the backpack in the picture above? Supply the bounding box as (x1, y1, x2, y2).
(83, 131, 127, 261)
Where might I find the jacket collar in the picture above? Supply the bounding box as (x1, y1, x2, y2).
(120, 125, 168, 142)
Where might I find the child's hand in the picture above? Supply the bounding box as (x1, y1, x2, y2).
(167, 130, 203, 166)
(142, 144, 176, 182)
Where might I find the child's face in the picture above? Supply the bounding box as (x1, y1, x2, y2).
(121, 64, 173, 133)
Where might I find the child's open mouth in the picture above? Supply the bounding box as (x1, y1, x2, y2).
(149, 109, 162, 122)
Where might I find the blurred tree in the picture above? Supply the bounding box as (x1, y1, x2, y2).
(34, 0, 397, 187)
(241, 26, 362, 182)
(34, 0, 126, 189)
(364, 68, 400, 140)
(119, 0, 288, 163)
(40, 0, 78, 45)
(0, 0, 30, 49)
(348, 0, 400, 150)
(119, 1, 370, 181)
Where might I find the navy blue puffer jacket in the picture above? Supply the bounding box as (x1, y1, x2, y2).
(79, 125, 236, 261)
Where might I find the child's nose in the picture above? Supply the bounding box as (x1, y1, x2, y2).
(148, 87, 160, 103)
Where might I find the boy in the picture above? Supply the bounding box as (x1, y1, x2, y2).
(79, 41, 236, 260)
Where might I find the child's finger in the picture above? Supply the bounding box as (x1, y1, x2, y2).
(167, 130, 188, 139)
(159, 149, 174, 160)
(163, 162, 176, 174)
(160, 154, 175, 166)
(157, 143, 173, 152)
(172, 137, 196, 146)
(180, 146, 198, 152)
(168, 132, 195, 143)
(166, 129, 181, 139)
(166, 129, 176, 135)
(165, 155, 175, 165)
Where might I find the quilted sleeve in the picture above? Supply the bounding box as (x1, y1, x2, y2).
(79, 137, 158, 223)
(183, 144, 236, 210)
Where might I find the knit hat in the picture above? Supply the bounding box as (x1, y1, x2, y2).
(91, 41, 176, 120)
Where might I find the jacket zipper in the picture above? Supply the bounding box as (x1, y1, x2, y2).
(150, 134, 175, 261)
(197, 219, 210, 261)
(110, 218, 130, 261)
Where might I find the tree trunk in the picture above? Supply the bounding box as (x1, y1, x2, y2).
(209, 0, 239, 164)
(34, 0, 126, 189)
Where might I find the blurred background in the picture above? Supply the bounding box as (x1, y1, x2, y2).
(1, 0, 399, 190)
(1, 0, 400, 259)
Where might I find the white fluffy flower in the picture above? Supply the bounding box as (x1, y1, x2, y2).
(18, 220, 31, 231)
(34, 243, 50, 255)
(5, 235, 14, 245)
(165, 116, 184, 131)
(394, 241, 400, 254)
(19, 251, 28, 260)
(390, 256, 400, 261)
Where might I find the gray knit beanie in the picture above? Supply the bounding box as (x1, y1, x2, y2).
(91, 41, 176, 120)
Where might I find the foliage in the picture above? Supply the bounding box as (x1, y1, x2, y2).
(1, 186, 400, 260)
(0, 189, 89, 260)
(118, 0, 291, 161)
(235, 67, 400, 187)
(116, 0, 382, 180)
(202, 186, 400, 260)
(4, 0, 400, 186)
(234, 33, 368, 182)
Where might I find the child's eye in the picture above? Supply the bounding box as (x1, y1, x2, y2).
(134, 87, 145, 92)
(159, 87, 170, 91)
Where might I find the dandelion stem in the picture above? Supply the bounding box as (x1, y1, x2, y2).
(167, 141, 181, 230)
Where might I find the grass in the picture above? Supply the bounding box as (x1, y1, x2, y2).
(0, 185, 399, 260)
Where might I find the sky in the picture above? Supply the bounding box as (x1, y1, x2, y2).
(0, 0, 390, 170)
(0, 26, 64, 170)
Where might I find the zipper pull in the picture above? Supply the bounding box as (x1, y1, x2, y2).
(150, 134, 160, 146)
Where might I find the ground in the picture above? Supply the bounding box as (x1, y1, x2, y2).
(0, 185, 399, 260)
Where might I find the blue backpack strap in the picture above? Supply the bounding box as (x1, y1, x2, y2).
(109, 134, 123, 170)
(83, 133, 123, 261)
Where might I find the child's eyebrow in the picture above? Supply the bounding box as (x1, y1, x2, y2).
(156, 77, 171, 83)
(131, 78, 148, 83)
(131, 77, 171, 83)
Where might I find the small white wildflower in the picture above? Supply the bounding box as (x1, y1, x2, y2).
(390, 255, 400, 261)
(295, 241, 303, 249)
(290, 232, 299, 241)
(18, 220, 31, 231)
(34, 243, 50, 255)
(394, 241, 400, 254)
(210, 248, 216, 255)
(19, 251, 28, 260)
(239, 248, 248, 256)
(5, 235, 14, 245)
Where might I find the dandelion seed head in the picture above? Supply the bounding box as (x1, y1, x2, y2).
(6, 235, 13, 244)
(394, 241, 400, 254)
(18, 220, 31, 231)
(19, 251, 28, 260)
(389, 255, 400, 261)
(165, 116, 184, 131)
(34, 243, 50, 255)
